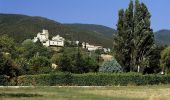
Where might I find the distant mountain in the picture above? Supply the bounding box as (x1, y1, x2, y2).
(64, 23, 116, 48)
(64, 23, 116, 38)
(0, 14, 116, 48)
(155, 29, 170, 45)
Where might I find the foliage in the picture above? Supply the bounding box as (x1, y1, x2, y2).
(58, 52, 73, 73)
(14, 57, 29, 75)
(0, 52, 20, 79)
(16, 73, 170, 86)
(99, 58, 122, 73)
(84, 57, 99, 72)
(21, 39, 52, 59)
(0, 75, 9, 85)
(0, 35, 17, 58)
(113, 0, 154, 72)
(51, 53, 61, 64)
(29, 56, 52, 75)
(160, 46, 170, 74)
(95, 49, 104, 55)
(0, 14, 115, 48)
(143, 45, 166, 74)
(58, 47, 99, 73)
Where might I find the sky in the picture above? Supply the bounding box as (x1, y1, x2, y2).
(0, 0, 170, 31)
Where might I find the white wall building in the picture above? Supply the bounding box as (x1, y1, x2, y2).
(82, 42, 102, 51)
(33, 29, 65, 47)
(103, 48, 111, 53)
(51, 35, 65, 46)
(32, 29, 110, 52)
(33, 29, 49, 43)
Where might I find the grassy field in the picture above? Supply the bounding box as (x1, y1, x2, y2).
(0, 85, 170, 100)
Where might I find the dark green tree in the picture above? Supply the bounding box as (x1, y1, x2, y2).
(15, 57, 29, 75)
(113, 0, 154, 72)
(29, 56, 52, 74)
(0, 52, 20, 85)
(58, 47, 99, 73)
(22, 39, 52, 59)
(132, 1, 154, 72)
(113, 9, 125, 70)
(143, 45, 165, 74)
(160, 46, 170, 74)
(58, 52, 73, 72)
(0, 35, 17, 58)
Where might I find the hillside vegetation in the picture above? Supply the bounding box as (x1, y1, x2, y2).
(0, 14, 115, 47)
(155, 29, 170, 45)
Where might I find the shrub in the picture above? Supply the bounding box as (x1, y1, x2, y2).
(160, 46, 170, 74)
(99, 58, 122, 73)
(58, 48, 99, 73)
(0, 75, 8, 85)
(16, 73, 170, 86)
(29, 56, 52, 74)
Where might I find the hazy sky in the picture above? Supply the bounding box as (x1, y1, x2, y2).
(0, 0, 170, 31)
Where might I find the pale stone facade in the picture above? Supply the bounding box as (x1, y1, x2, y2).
(32, 29, 110, 53)
(33, 29, 65, 47)
(82, 42, 102, 51)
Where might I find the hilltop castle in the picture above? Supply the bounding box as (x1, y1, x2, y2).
(33, 29, 65, 47)
(33, 29, 110, 53)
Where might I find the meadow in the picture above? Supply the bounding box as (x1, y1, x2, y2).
(0, 85, 170, 100)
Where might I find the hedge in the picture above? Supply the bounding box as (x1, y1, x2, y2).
(13, 73, 170, 86)
(0, 75, 8, 86)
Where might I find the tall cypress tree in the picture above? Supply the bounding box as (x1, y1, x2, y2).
(113, 0, 154, 72)
(133, 1, 154, 72)
(113, 9, 127, 71)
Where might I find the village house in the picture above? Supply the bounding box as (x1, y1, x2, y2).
(33, 29, 65, 47)
(103, 48, 111, 53)
(33, 29, 111, 53)
(82, 42, 102, 51)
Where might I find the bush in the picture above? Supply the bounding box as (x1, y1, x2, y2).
(16, 73, 170, 86)
(160, 46, 170, 74)
(58, 48, 99, 73)
(29, 56, 52, 74)
(99, 58, 122, 73)
(0, 75, 9, 86)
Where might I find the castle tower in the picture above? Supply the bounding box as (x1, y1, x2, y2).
(42, 29, 49, 40)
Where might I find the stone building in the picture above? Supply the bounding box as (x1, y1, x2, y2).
(33, 29, 65, 47)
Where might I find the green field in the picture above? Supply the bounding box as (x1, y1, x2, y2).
(0, 85, 170, 100)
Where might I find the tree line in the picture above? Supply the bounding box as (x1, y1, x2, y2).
(1, 0, 170, 84)
(113, 0, 170, 74)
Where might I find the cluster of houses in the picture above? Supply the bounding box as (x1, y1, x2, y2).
(33, 29, 65, 47)
(33, 29, 111, 53)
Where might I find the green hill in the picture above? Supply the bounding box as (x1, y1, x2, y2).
(155, 29, 170, 45)
(0, 14, 115, 48)
(64, 23, 116, 38)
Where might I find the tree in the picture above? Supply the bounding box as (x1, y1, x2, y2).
(160, 46, 170, 74)
(132, 1, 154, 72)
(99, 58, 122, 73)
(113, 0, 154, 72)
(0, 35, 17, 58)
(22, 39, 52, 59)
(29, 56, 52, 74)
(51, 53, 61, 64)
(0, 52, 20, 85)
(84, 56, 99, 72)
(73, 50, 86, 73)
(14, 57, 29, 75)
(58, 47, 99, 73)
(143, 45, 166, 74)
(58, 52, 73, 72)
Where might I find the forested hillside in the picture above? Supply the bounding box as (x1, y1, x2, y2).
(0, 14, 115, 47)
(155, 29, 170, 45)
